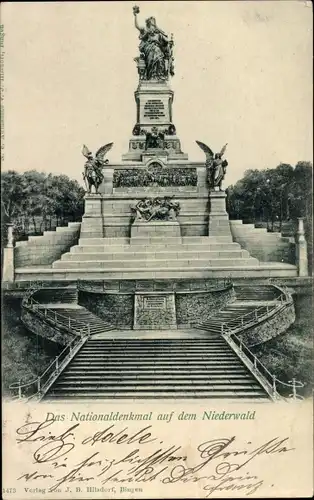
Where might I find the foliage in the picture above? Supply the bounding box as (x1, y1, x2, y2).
(2, 298, 61, 396)
(1, 170, 85, 243)
(226, 161, 312, 229)
(252, 292, 313, 398)
(113, 167, 198, 188)
(226, 161, 312, 272)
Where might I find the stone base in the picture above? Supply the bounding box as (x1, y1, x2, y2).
(2, 247, 14, 282)
(80, 194, 103, 238)
(208, 190, 231, 236)
(14, 262, 299, 281)
(131, 220, 181, 240)
(134, 292, 177, 330)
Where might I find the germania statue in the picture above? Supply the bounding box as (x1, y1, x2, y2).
(133, 5, 174, 81)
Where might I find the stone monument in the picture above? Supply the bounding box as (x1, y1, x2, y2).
(51, 4, 299, 294)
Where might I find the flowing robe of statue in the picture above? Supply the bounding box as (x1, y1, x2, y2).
(211, 157, 228, 189)
(139, 28, 168, 79)
(134, 8, 173, 81)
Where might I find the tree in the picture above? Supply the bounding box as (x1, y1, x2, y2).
(227, 162, 312, 231)
(1, 170, 85, 240)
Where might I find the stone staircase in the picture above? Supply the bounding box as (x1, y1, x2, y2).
(53, 236, 259, 270)
(44, 307, 114, 335)
(233, 285, 281, 301)
(195, 285, 281, 333)
(45, 336, 270, 400)
(14, 222, 81, 267)
(15, 232, 298, 280)
(30, 287, 115, 336)
(33, 287, 78, 304)
(230, 220, 295, 264)
(196, 303, 277, 334)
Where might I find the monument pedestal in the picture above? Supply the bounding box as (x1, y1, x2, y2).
(122, 80, 188, 162)
(208, 190, 231, 236)
(80, 194, 103, 238)
(131, 220, 181, 241)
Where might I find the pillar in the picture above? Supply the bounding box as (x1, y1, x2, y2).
(208, 190, 232, 236)
(2, 223, 15, 282)
(295, 217, 308, 277)
(80, 194, 104, 238)
(99, 168, 114, 195)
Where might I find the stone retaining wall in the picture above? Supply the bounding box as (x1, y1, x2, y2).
(15, 223, 81, 267)
(78, 292, 134, 328)
(78, 287, 235, 330)
(237, 303, 296, 347)
(176, 288, 235, 326)
(21, 309, 76, 345)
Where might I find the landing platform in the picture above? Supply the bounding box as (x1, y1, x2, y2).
(15, 261, 298, 281)
(91, 328, 212, 340)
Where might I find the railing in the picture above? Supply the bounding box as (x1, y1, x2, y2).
(222, 285, 304, 401)
(77, 277, 233, 294)
(21, 281, 45, 306)
(25, 297, 90, 336)
(9, 335, 87, 400)
(11, 282, 90, 400)
(221, 289, 293, 335)
(224, 332, 305, 401)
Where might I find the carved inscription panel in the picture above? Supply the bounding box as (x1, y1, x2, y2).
(143, 99, 166, 120)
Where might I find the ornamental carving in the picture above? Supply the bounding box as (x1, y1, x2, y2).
(113, 167, 197, 188)
(130, 196, 180, 221)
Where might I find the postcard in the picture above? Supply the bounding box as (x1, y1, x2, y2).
(1, 1, 313, 498)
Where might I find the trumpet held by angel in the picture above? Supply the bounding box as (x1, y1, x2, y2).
(82, 143, 113, 194)
(196, 141, 228, 191)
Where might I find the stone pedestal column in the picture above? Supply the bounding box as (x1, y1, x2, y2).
(3, 224, 15, 282)
(197, 167, 208, 194)
(99, 168, 114, 195)
(295, 217, 308, 277)
(80, 194, 104, 238)
(208, 191, 231, 236)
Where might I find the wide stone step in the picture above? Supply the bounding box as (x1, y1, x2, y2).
(72, 355, 239, 362)
(76, 352, 234, 359)
(54, 381, 259, 389)
(66, 367, 247, 375)
(52, 258, 259, 269)
(71, 243, 242, 253)
(15, 264, 298, 280)
(68, 362, 243, 369)
(46, 392, 268, 399)
(61, 369, 249, 376)
(51, 382, 261, 391)
(62, 250, 249, 261)
(85, 341, 226, 345)
(80, 347, 231, 353)
(59, 375, 253, 382)
(78, 236, 234, 245)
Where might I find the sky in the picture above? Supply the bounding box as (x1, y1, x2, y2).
(1, 1, 313, 187)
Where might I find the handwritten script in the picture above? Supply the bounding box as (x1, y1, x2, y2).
(15, 416, 295, 497)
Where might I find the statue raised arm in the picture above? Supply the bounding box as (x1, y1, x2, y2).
(133, 5, 143, 32)
(132, 5, 174, 81)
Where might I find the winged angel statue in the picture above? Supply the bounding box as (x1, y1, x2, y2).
(196, 141, 228, 191)
(82, 143, 113, 194)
